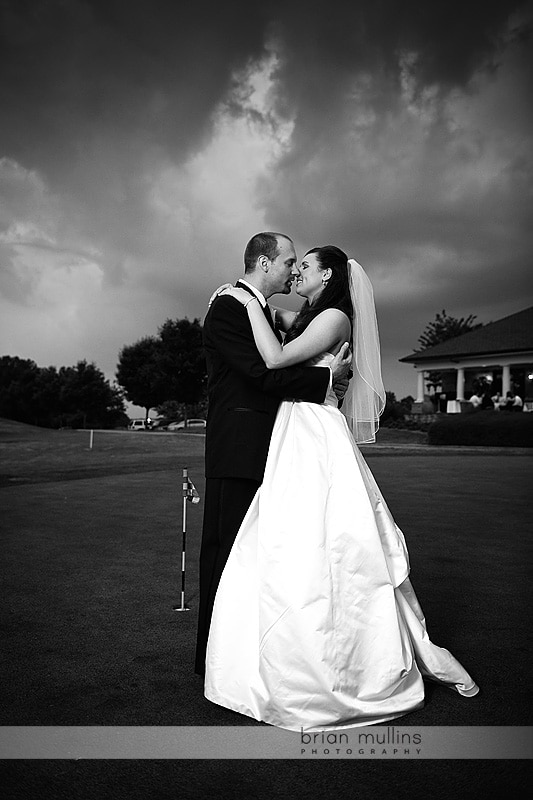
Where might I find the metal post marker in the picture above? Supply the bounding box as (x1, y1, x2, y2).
(173, 467, 193, 612)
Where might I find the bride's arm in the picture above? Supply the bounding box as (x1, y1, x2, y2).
(220, 287, 350, 368)
(207, 285, 296, 331)
(252, 302, 350, 367)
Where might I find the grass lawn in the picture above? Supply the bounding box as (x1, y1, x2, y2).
(0, 419, 531, 797)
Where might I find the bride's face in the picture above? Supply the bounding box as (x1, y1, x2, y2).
(295, 253, 328, 302)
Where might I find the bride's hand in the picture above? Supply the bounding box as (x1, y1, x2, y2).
(208, 283, 233, 308)
(219, 286, 256, 306)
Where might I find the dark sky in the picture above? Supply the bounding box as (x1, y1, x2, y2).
(1, 0, 532, 404)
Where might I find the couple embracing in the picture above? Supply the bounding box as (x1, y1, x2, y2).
(195, 231, 479, 732)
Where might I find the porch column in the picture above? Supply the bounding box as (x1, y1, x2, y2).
(456, 367, 465, 401)
(416, 370, 425, 403)
(502, 364, 511, 396)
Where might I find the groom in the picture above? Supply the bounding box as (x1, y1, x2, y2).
(194, 231, 351, 675)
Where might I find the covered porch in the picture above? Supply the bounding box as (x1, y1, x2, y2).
(400, 306, 533, 414)
(411, 360, 533, 412)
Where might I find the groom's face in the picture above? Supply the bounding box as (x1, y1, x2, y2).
(267, 237, 298, 296)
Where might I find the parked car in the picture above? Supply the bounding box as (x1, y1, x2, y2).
(128, 419, 152, 431)
(166, 418, 206, 431)
(148, 418, 166, 430)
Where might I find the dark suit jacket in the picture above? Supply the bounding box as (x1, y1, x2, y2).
(203, 291, 330, 482)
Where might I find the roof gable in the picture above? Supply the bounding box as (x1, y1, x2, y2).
(400, 306, 533, 363)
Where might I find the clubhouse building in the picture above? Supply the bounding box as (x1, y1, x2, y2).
(399, 306, 533, 412)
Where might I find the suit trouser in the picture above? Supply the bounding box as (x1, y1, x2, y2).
(195, 476, 259, 675)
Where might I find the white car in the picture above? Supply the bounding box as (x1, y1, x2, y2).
(166, 418, 206, 431)
(128, 419, 152, 431)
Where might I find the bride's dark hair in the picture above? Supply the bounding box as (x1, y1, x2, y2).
(284, 245, 353, 344)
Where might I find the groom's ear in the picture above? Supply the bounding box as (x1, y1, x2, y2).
(257, 255, 270, 272)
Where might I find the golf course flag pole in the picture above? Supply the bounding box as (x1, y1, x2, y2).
(174, 467, 200, 612)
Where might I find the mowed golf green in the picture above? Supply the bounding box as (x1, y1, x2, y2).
(0, 418, 531, 729)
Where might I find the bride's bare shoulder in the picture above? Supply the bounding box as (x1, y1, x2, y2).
(313, 307, 351, 333)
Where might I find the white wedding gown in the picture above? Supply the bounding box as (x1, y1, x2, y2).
(204, 354, 479, 731)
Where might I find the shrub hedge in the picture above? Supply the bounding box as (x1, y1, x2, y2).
(427, 410, 533, 447)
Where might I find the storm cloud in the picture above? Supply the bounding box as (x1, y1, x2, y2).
(1, 0, 532, 401)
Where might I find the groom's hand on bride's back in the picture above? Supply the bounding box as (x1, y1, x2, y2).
(333, 376, 350, 403)
(331, 343, 352, 381)
(331, 343, 352, 404)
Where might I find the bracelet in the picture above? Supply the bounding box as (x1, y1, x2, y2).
(244, 296, 259, 309)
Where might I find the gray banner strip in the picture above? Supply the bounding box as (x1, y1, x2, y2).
(0, 726, 532, 759)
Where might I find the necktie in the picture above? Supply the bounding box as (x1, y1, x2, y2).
(263, 303, 282, 342)
(263, 302, 274, 328)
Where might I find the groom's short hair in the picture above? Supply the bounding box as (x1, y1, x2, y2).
(244, 232, 292, 273)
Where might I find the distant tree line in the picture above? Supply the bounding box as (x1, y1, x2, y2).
(0, 317, 207, 430)
(116, 317, 206, 422)
(0, 356, 127, 429)
(1, 311, 481, 431)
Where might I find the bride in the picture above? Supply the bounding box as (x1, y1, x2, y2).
(204, 245, 479, 731)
